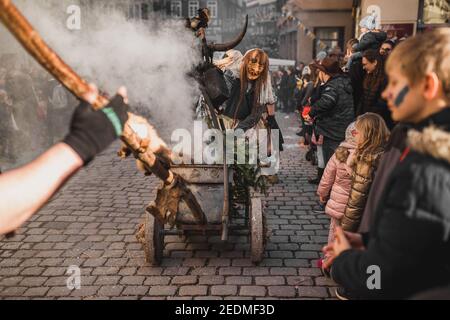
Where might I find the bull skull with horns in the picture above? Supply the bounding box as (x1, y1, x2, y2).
(186, 8, 248, 64)
(186, 8, 248, 125)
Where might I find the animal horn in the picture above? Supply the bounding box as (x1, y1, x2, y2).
(207, 15, 248, 52)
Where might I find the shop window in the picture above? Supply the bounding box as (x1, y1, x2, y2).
(313, 27, 344, 58)
(422, 0, 449, 24)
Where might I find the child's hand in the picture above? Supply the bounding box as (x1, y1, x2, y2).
(332, 227, 351, 256)
(344, 231, 365, 250)
(321, 232, 367, 270)
(319, 195, 327, 203)
(322, 244, 336, 269)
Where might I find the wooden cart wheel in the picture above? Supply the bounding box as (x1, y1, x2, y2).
(250, 197, 264, 263)
(143, 212, 164, 266)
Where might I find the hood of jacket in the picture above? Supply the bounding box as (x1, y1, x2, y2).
(407, 108, 450, 165)
(406, 108, 450, 242)
(336, 141, 357, 174)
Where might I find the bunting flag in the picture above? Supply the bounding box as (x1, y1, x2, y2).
(284, 15, 329, 52)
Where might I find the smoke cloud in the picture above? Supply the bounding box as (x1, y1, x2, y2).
(1, 0, 202, 138)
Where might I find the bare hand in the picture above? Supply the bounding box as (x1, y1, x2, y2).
(321, 227, 352, 269)
(344, 231, 365, 250)
(82, 84, 128, 106)
(322, 243, 336, 269)
(196, 28, 206, 39)
(333, 227, 351, 256)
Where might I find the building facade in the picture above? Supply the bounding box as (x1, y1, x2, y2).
(70, 0, 247, 44)
(279, 0, 355, 63)
(245, 0, 282, 57)
(418, 0, 450, 29)
(355, 0, 449, 41)
(79, 0, 157, 20)
(163, 0, 247, 44)
(65, 0, 247, 44)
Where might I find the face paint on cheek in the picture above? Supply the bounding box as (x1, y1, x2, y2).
(394, 85, 410, 108)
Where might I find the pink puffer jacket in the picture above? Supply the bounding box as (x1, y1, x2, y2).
(317, 142, 355, 219)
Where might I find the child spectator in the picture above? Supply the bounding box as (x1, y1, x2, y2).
(324, 29, 450, 300)
(317, 122, 357, 246)
(341, 113, 389, 232)
(346, 13, 387, 70)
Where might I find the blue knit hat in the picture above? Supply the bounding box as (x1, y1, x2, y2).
(359, 14, 379, 31)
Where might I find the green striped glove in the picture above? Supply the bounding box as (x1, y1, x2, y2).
(63, 95, 128, 165)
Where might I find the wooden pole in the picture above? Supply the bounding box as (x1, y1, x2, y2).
(0, 0, 175, 184)
(0, 0, 207, 223)
(0, 0, 108, 109)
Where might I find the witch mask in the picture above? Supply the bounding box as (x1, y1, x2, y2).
(246, 51, 266, 81)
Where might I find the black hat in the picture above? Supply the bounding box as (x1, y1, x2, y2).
(310, 57, 343, 76)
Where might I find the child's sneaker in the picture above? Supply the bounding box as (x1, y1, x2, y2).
(313, 203, 325, 214)
(334, 287, 361, 300)
(335, 287, 350, 300)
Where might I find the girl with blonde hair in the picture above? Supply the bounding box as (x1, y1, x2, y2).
(341, 112, 390, 232)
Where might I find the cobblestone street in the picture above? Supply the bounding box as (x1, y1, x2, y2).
(0, 113, 337, 300)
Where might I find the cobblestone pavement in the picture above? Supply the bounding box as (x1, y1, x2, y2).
(0, 113, 337, 300)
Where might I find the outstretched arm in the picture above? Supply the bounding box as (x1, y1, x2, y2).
(0, 86, 129, 235)
(0, 143, 82, 234)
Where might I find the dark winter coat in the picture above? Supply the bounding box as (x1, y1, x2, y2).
(287, 73, 297, 97)
(358, 75, 394, 129)
(309, 74, 355, 142)
(310, 82, 324, 105)
(354, 31, 387, 53)
(300, 82, 315, 107)
(279, 72, 289, 96)
(358, 123, 410, 233)
(349, 58, 365, 115)
(410, 284, 450, 300)
(331, 108, 450, 299)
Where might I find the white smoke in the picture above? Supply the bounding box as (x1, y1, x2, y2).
(0, 0, 202, 136)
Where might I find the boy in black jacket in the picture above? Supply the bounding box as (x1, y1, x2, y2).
(323, 28, 450, 300)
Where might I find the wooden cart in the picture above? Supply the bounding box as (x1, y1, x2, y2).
(140, 164, 266, 266)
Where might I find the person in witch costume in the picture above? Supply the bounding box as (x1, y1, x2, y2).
(221, 49, 283, 137)
(220, 49, 284, 180)
(213, 49, 243, 129)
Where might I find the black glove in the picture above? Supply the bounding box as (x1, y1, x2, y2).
(267, 114, 277, 128)
(63, 95, 128, 165)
